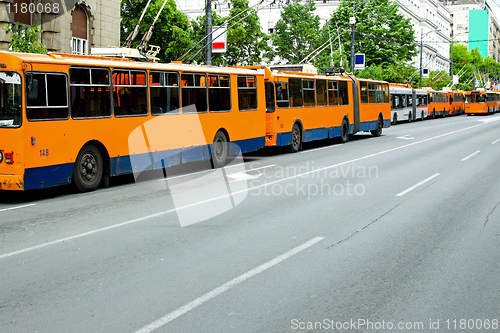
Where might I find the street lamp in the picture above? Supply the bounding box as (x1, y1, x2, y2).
(419, 28, 441, 88)
(350, 0, 373, 73)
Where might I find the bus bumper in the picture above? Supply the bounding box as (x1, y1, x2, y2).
(0, 175, 24, 190)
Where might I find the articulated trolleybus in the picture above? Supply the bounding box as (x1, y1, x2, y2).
(244, 66, 391, 151)
(389, 84, 428, 123)
(0, 51, 267, 191)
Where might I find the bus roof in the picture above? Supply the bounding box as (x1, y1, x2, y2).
(0, 51, 263, 76)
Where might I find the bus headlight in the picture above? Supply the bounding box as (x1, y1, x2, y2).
(0, 151, 3, 163)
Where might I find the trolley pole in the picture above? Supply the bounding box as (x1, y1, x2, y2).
(205, 0, 212, 65)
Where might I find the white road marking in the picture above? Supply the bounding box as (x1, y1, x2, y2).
(226, 172, 262, 181)
(300, 145, 338, 153)
(461, 150, 481, 162)
(158, 164, 277, 182)
(0, 204, 35, 213)
(396, 173, 441, 197)
(492, 138, 500, 145)
(396, 134, 414, 140)
(0, 122, 487, 260)
(134, 237, 325, 333)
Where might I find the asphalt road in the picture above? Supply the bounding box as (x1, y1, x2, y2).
(1, 114, 500, 333)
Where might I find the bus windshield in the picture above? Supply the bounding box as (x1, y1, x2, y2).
(0, 71, 22, 127)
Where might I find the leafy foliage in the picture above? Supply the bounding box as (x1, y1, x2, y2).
(190, 0, 269, 65)
(318, 0, 417, 70)
(267, 1, 321, 64)
(449, 44, 500, 90)
(121, 0, 193, 62)
(5, 23, 47, 54)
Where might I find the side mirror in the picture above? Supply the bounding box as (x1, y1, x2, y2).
(28, 78, 38, 100)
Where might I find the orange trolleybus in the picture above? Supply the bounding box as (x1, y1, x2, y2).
(465, 90, 497, 115)
(0, 51, 266, 191)
(447, 90, 465, 116)
(428, 90, 449, 118)
(244, 66, 391, 151)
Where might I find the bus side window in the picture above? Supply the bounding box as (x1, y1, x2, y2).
(208, 74, 230, 112)
(383, 84, 389, 103)
(181, 73, 208, 113)
(237, 75, 257, 111)
(303, 79, 315, 107)
(375, 83, 383, 104)
(70, 67, 111, 118)
(338, 81, 349, 105)
(276, 82, 289, 108)
(328, 80, 339, 106)
(316, 79, 327, 107)
(26, 72, 69, 121)
(360, 81, 368, 104)
(368, 82, 376, 104)
(113, 69, 148, 117)
(289, 78, 303, 107)
(150, 71, 180, 115)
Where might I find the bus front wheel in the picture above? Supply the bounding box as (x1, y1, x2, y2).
(73, 145, 103, 192)
(290, 123, 302, 153)
(211, 131, 229, 168)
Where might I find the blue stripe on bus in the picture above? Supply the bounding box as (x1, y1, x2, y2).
(275, 120, 389, 147)
(303, 128, 328, 142)
(22, 136, 265, 190)
(24, 163, 73, 190)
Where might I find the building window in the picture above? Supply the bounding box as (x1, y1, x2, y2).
(71, 5, 88, 55)
(71, 38, 87, 55)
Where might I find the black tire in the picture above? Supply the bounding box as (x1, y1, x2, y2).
(73, 145, 103, 192)
(211, 131, 229, 168)
(339, 118, 349, 143)
(371, 116, 383, 137)
(290, 123, 302, 153)
(392, 113, 398, 125)
(421, 111, 424, 120)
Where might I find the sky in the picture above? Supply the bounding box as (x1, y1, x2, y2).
(487, 0, 500, 22)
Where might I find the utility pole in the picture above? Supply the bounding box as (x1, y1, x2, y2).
(205, 0, 212, 65)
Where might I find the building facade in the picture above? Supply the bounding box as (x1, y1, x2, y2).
(0, 0, 120, 54)
(181, 0, 451, 73)
(442, 0, 500, 61)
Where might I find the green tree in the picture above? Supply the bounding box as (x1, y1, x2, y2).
(420, 70, 451, 90)
(450, 44, 475, 90)
(190, 0, 269, 65)
(320, 0, 417, 70)
(356, 62, 416, 83)
(5, 23, 47, 54)
(188, 13, 225, 64)
(121, 0, 193, 62)
(268, 1, 321, 64)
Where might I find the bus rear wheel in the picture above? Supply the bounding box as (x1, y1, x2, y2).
(340, 119, 349, 143)
(371, 116, 383, 137)
(290, 123, 302, 153)
(73, 145, 103, 192)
